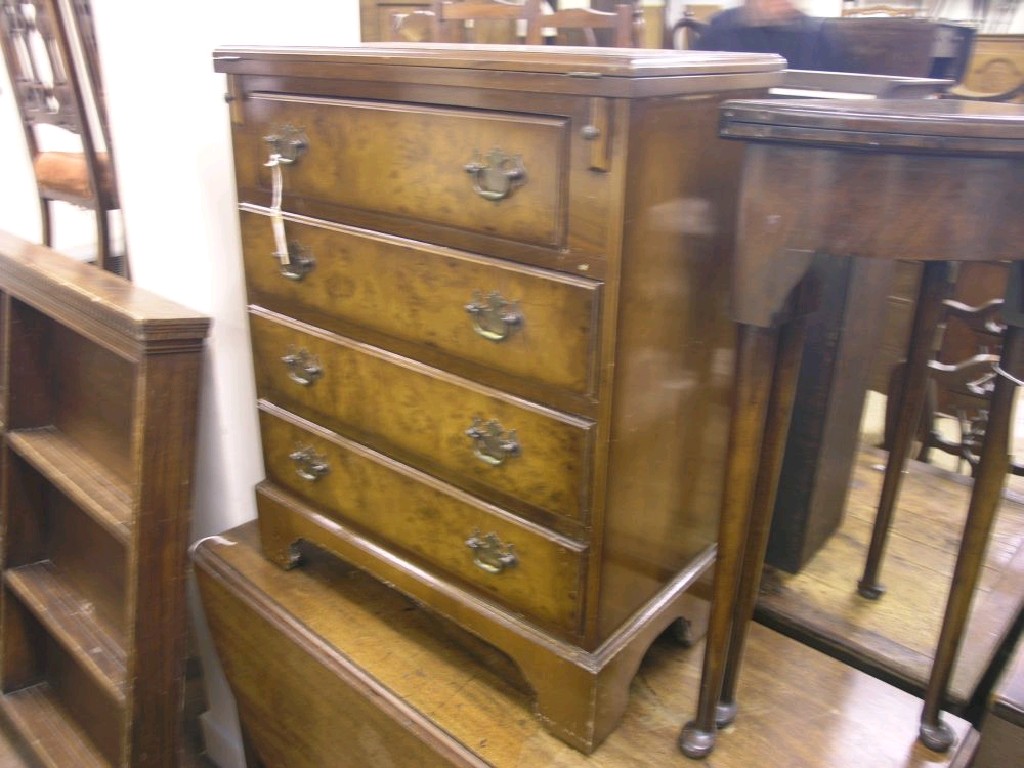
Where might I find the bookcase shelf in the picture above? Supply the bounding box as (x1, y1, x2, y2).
(0, 231, 209, 767)
(5, 562, 127, 703)
(0, 683, 109, 767)
(7, 427, 132, 543)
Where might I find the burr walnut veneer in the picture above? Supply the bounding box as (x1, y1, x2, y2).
(214, 43, 783, 752)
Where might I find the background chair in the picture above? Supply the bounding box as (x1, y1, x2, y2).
(385, 10, 438, 42)
(666, 4, 720, 50)
(431, 0, 540, 44)
(0, 0, 126, 277)
(525, 4, 636, 47)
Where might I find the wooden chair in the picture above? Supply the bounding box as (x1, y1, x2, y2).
(0, 0, 126, 277)
(944, 80, 1024, 101)
(385, 10, 438, 42)
(666, 4, 720, 50)
(883, 293, 1024, 477)
(525, 4, 636, 47)
(431, 0, 540, 44)
(940, 33, 1024, 103)
(668, 15, 709, 51)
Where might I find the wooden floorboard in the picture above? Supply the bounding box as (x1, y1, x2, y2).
(757, 443, 1024, 714)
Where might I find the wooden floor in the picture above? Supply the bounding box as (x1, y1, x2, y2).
(758, 444, 1024, 714)
(756, 387, 1024, 713)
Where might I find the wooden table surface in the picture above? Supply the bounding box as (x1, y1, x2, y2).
(193, 522, 972, 768)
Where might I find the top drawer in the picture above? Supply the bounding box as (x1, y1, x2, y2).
(233, 94, 568, 249)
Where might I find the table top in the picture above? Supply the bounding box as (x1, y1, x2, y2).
(193, 522, 973, 768)
(720, 98, 1024, 155)
(213, 44, 787, 99)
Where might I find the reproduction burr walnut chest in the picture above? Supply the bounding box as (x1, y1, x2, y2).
(214, 43, 782, 753)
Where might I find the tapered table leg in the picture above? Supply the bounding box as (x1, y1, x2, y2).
(859, 261, 953, 599)
(679, 323, 779, 759)
(919, 311, 1024, 751)
(716, 318, 807, 726)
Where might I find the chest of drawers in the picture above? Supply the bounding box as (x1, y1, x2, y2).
(214, 43, 782, 753)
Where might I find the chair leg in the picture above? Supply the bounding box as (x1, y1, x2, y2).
(39, 198, 53, 247)
(859, 261, 953, 599)
(95, 206, 113, 274)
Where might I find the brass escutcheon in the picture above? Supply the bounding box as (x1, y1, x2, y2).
(464, 291, 522, 342)
(463, 148, 526, 202)
(465, 529, 518, 574)
(263, 124, 308, 165)
(280, 347, 323, 386)
(288, 446, 329, 482)
(276, 243, 315, 282)
(465, 417, 521, 466)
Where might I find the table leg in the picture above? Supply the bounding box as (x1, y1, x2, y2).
(919, 319, 1024, 751)
(859, 261, 953, 599)
(717, 318, 807, 726)
(679, 323, 779, 759)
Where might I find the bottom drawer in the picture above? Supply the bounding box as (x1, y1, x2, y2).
(258, 401, 586, 636)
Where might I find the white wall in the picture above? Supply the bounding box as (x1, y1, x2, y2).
(0, 3, 359, 766)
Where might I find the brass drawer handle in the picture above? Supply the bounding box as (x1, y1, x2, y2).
(264, 125, 308, 166)
(464, 291, 522, 342)
(464, 148, 526, 202)
(281, 348, 323, 386)
(288, 446, 330, 482)
(465, 529, 518, 574)
(465, 417, 520, 466)
(276, 243, 315, 282)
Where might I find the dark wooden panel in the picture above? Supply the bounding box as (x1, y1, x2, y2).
(0, 232, 209, 766)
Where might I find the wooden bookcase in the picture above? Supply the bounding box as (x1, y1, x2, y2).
(0, 231, 209, 767)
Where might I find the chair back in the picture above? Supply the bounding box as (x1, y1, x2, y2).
(2, 0, 91, 145)
(431, 0, 540, 44)
(526, 4, 635, 47)
(666, 4, 721, 49)
(68, 0, 111, 151)
(0, 0, 124, 275)
(385, 10, 438, 42)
